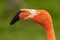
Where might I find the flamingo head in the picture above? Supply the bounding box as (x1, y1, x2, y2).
(10, 9, 38, 25)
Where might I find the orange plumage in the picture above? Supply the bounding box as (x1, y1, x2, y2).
(10, 9, 56, 40)
(31, 10, 56, 40)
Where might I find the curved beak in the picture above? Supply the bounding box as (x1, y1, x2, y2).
(10, 11, 23, 25)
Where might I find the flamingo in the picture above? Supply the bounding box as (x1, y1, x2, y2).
(10, 9, 56, 40)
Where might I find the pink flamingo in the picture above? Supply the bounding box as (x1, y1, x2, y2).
(10, 9, 56, 40)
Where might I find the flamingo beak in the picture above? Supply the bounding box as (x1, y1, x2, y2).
(10, 11, 23, 25)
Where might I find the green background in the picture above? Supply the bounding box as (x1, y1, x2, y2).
(0, 0, 60, 40)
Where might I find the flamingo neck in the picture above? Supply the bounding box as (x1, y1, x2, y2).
(44, 23, 56, 40)
(30, 10, 56, 40)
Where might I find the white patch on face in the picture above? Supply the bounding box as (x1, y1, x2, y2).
(20, 9, 40, 19)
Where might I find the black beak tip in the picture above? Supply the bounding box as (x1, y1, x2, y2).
(10, 23, 13, 25)
(10, 14, 19, 25)
(10, 21, 15, 25)
(10, 11, 23, 25)
(10, 22, 12, 25)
